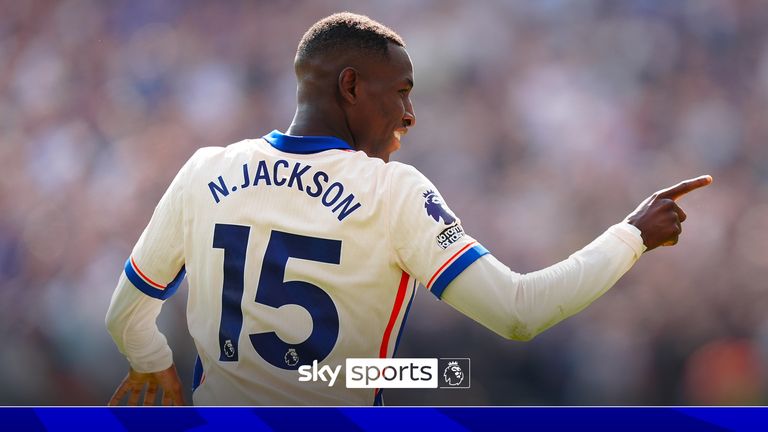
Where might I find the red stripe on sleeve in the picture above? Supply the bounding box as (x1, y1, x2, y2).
(130, 257, 167, 289)
(426, 241, 476, 289)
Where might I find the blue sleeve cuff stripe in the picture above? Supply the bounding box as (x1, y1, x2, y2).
(124, 258, 186, 300)
(430, 245, 489, 299)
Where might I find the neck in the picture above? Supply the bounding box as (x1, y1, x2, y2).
(286, 104, 355, 148)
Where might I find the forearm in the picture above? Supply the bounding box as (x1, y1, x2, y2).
(440, 222, 645, 340)
(105, 273, 173, 372)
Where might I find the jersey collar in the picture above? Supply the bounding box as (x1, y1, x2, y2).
(263, 130, 353, 154)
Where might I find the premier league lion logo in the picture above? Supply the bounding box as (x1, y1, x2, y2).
(424, 190, 456, 225)
(443, 361, 464, 386)
(223, 340, 235, 358)
(285, 348, 299, 367)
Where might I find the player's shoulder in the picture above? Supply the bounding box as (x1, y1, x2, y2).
(383, 160, 433, 187)
(385, 160, 423, 175)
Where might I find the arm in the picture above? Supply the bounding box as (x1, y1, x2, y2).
(440, 175, 712, 340)
(105, 273, 186, 405)
(106, 273, 173, 372)
(106, 151, 198, 405)
(441, 223, 643, 340)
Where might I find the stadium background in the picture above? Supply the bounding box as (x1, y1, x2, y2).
(2, 0, 768, 405)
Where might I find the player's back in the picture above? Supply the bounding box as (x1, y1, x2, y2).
(181, 132, 417, 405)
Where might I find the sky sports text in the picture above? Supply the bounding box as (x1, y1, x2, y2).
(297, 358, 470, 389)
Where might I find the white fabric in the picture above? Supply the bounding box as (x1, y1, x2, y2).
(107, 134, 648, 405)
(441, 222, 645, 340)
(105, 273, 173, 373)
(107, 135, 490, 405)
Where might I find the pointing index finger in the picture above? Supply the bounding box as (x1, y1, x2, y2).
(656, 175, 713, 201)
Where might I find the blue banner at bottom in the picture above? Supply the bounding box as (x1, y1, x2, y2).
(1, 407, 765, 431)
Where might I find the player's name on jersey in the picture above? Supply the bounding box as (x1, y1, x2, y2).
(207, 159, 362, 221)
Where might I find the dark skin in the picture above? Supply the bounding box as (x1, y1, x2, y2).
(625, 175, 712, 250)
(287, 41, 712, 250)
(109, 41, 711, 406)
(288, 43, 415, 162)
(108, 364, 186, 406)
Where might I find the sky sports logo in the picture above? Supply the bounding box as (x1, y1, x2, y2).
(297, 358, 470, 389)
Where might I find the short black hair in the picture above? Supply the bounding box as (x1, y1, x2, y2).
(296, 12, 405, 64)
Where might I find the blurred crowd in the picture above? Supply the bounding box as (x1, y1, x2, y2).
(2, 0, 768, 405)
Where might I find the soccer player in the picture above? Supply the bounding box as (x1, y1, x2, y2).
(106, 12, 712, 406)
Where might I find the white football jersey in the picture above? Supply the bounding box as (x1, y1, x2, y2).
(123, 131, 487, 405)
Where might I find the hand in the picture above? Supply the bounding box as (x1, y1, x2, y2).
(626, 175, 713, 251)
(108, 363, 187, 406)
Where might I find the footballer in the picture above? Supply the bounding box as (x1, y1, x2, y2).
(106, 12, 712, 406)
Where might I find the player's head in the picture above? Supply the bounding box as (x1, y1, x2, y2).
(295, 12, 415, 162)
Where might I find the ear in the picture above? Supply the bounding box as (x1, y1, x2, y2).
(338, 67, 358, 104)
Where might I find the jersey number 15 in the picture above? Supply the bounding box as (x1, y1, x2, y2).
(213, 224, 341, 370)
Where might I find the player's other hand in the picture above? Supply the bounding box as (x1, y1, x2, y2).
(108, 363, 187, 406)
(626, 175, 713, 251)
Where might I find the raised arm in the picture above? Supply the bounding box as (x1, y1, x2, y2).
(439, 175, 713, 340)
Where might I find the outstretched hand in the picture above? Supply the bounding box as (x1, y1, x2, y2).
(626, 175, 713, 251)
(108, 363, 187, 406)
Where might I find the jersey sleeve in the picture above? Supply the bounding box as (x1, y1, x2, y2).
(106, 272, 174, 372)
(440, 223, 645, 340)
(124, 154, 195, 300)
(388, 163, 488, 297)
